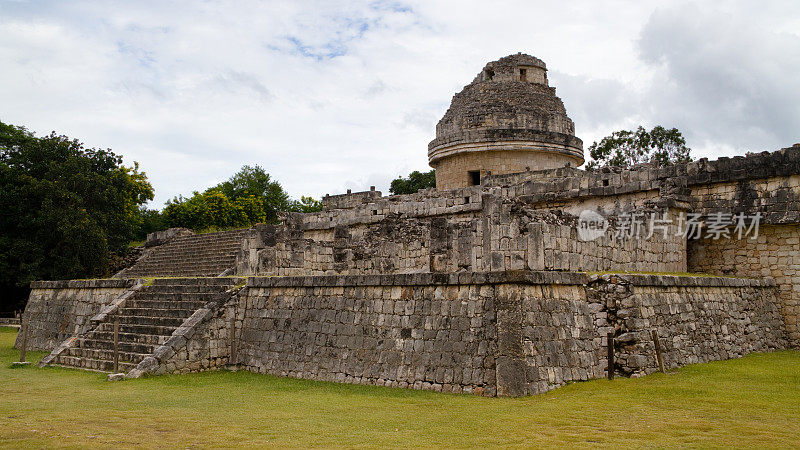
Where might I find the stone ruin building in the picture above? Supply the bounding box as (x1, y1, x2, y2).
(18, 54, 800, 396)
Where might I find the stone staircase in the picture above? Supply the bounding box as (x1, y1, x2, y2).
(50, 277, 241, 373)
(119, 229, 248, 278)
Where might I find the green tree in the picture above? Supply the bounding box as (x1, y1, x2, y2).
(215, 165, 290, 223)
(390, 169, 436, 195)
(288, 196, 323, 213)
(162, 166, 324, 231)
(0, 121, 153, 310)
(586, 126, 692, 169)
(163, 190, 264, 231)
(131, 207, 167, 242)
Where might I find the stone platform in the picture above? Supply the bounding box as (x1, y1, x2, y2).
(21, 271, 786, 396)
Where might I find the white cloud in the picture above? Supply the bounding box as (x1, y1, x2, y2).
(636, 3, 800, 156)
(1, 0, 798, 206)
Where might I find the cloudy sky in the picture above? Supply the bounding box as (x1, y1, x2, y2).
(2, 1, 799, 206)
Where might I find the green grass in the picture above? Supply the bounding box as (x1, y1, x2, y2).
(194, 225, 251, 235)
(126, 239, 145, 248)
(1, 328, 798, 448)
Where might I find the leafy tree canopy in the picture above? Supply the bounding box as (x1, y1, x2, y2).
(288, 196, 323, 213)
(214, 165, 291, 222)
(162, 165, 322, 231)
(163, 190, 267, 231)
(586, 126, 692, 169)
(0, 121, 153, 310)
(390, 169, 436, 195)
(131, 206, 167, 242)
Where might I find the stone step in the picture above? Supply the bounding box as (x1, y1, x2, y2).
(143, 246, 240, 252)
(164, 242, 241, 248)
(123, 300, 210, 310)
(150, 277, 243, 286)
(64, 346, 150, 364)
(130, 262, 234, 268)
(154, 235, 242, 243)
(88, 331, 170, 346)
(111, 315, 187, 328)
(126, 271, 227, 278)
(170, 233, 246, 241)
(171, 230, 246, 238)
(144, 243, 240, 249)
(118, 307, 196, 319)
(126, 291, 223, 300)
(138, 286, 233, 294)
(127, 264, 234, 271)
(127, 264, 234, 270)
(156, 247, 241, 252)
(149, 242, 239, 247)
(96, 322, 179, 336)
(54, 355, 137, 373)
(131, 252, 236, 268)
(166, 247, 237, 251)
(123, 228, 245, 276)
(77, 338, 157, 354)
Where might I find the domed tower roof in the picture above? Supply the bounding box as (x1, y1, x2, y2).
(428, 53, 584, 189)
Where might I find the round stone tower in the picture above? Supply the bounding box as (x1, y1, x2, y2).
(428, 53, 584, 189)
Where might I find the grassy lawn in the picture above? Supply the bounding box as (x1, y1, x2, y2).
(1, 327, 799, 448)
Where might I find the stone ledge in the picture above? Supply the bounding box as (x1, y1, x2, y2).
(29, 279, 139, 289)
(591, 273, 775, 288)
(247, 271, 774, 289)
(247, 271, 588, 288)
(629, 274, 775, 287)
(32, 273, 773, 290)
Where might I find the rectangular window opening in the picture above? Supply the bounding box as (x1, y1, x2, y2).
(520, 68, 527, 81)
(468, 170, 481, 186)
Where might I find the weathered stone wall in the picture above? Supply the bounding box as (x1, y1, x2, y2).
(20, 271, 784, 396)
(486, 200, 686, 273)
(690, 175, 800, 224)
(237, 192, 686, 277)
(237, 186, 484, 276)
(212, 271, 784, 396)
(510, 283, 605, 395)
(321, 189, 382, 210)
(234, 273, 513, 395)
(588, 274, 787, 377)
(16, 279, 137, 351)
(488, 145, 800, 222)
(688, 224, 800, 346)
(144, 227, 193, 248)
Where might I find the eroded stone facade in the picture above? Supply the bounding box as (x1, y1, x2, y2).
(16, 279, 137, 351)
(107, 272, 785, 396)
(689, 224, 800, 344)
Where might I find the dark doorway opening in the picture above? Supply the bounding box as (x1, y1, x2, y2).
(468, 170, 481, 186)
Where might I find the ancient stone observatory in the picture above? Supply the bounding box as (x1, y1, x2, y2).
(15, 52, 800, 397)
(428, 54, 584, 189)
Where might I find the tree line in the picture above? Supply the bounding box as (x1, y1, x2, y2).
(137, 165, 322, 239)
(0, 121, 321, 312)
